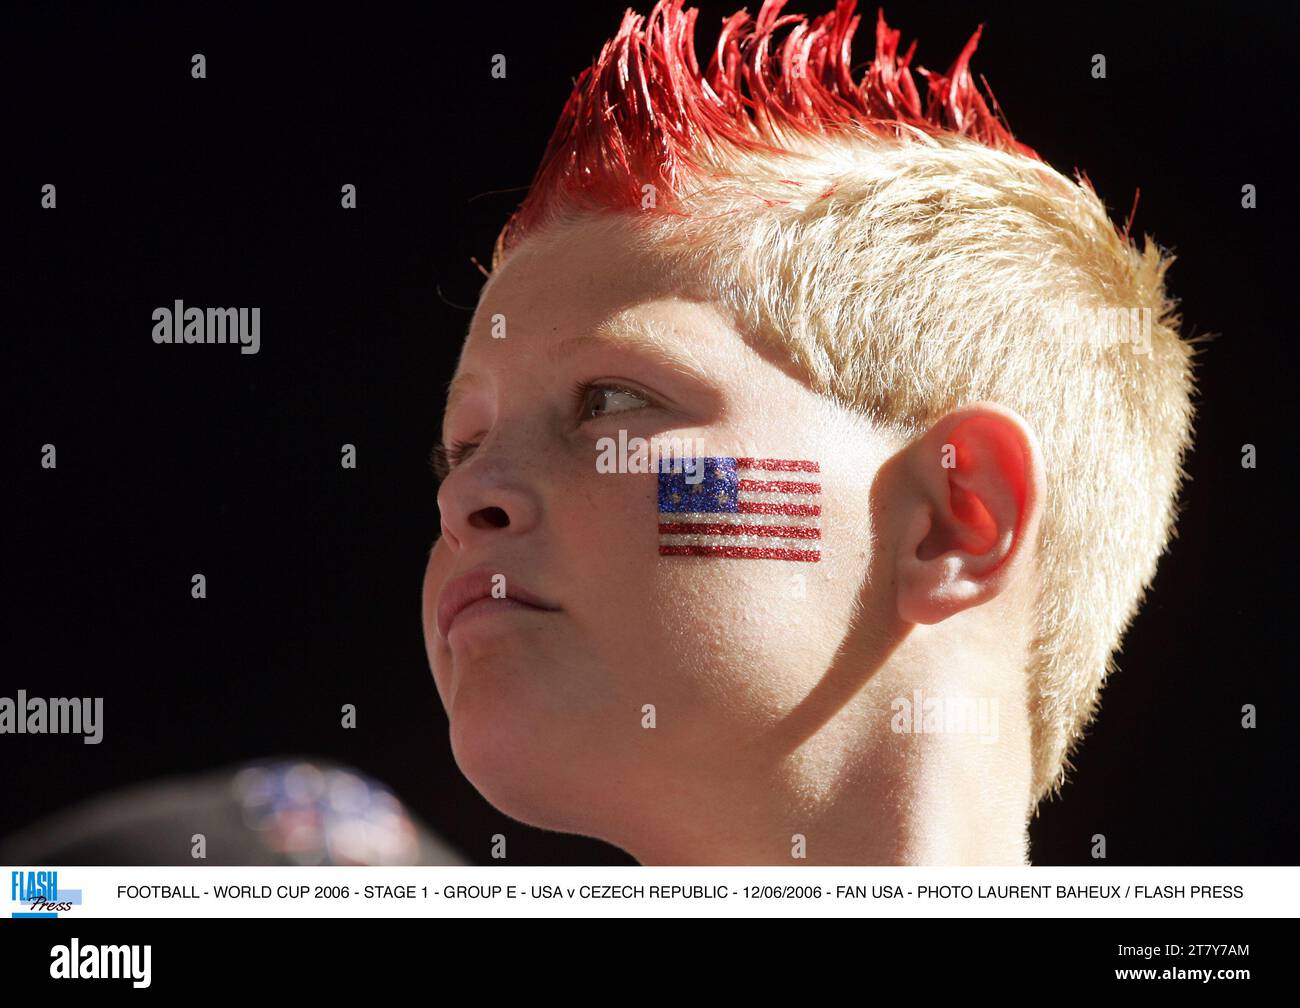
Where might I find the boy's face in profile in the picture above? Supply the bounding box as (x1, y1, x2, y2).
(421, 217, 896, 846)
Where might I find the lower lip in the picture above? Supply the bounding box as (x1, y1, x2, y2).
(445, 597, 553, 639)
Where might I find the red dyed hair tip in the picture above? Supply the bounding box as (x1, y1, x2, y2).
(495, 0, 1042, 260)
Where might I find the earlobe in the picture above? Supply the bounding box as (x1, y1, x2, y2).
(896, 404, 1043, 625)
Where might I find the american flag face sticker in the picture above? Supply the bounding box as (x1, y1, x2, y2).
(657, 457, 822, 562)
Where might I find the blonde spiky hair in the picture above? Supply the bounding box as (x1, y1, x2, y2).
(491, 0, 1197, 807)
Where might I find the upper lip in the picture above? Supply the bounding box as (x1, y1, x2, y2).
(435, 566, 559, 640)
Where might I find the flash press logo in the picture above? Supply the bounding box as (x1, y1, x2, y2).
(50, 939, 151, 988)
(10, 869, 80, 917)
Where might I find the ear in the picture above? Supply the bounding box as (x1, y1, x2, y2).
(894, 404, 1044, 625)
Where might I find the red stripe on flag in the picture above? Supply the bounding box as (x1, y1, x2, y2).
(738, 478, 821, 494)
(658, 522, 821, 540)
(659, 545, 821, 562)
(738, 502, 821, 517)
(733, 458, 821, 473)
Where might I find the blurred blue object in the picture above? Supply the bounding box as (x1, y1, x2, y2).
(0, 756, 466, 866)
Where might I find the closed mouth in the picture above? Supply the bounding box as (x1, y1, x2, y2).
(435, 568, 559, 640)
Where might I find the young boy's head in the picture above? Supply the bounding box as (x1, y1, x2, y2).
(421, 0, 1196, 864)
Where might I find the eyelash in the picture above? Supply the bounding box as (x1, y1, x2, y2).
(430, 439, 476, 481)
(431, 380, 654, 481)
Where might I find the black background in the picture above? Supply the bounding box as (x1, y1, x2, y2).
(5, 1, 1296, 865)
(0, 918, 1279, 990)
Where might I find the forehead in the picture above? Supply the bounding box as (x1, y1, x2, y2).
(471, 216, 691, 336)
(448, 218, 734, 394)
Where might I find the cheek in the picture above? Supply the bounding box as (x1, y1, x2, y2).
(648, 564, 815, 716)
(557, 468, 833, 720)
(547, 473, 664, 669)
(421, 540, 454, 708)
(578, 511, 803, 717)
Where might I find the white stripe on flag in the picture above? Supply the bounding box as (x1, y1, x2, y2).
(664, 511, 820, 528)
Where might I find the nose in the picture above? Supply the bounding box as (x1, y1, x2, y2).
(436, 446, 542, 552)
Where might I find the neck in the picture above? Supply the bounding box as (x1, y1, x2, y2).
(623, 676, 1032, 866)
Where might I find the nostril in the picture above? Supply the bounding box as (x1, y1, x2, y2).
(469, 506, 510, 530)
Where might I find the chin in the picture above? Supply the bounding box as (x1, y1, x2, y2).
(446, 690, 589, 833)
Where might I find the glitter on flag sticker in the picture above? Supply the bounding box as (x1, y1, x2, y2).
(657, 457, 821, 562)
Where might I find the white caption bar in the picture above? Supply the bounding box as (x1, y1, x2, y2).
(6, 866, 1297, 918)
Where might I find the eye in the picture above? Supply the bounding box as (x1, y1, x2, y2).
(573, 381, 652, 420)
(433, 381, 655, 480)
(430, 439, 477, 480)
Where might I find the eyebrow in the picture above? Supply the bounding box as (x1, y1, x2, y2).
(561, 318, 713, 381)
(443, 370, 482, 419)
(442, 318, 712, 427)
